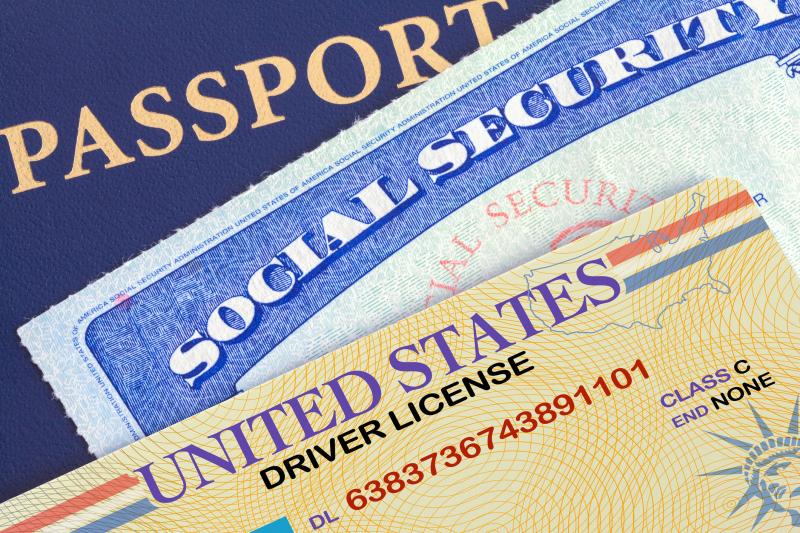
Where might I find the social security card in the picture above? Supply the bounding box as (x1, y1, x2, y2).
(4, 178, 800, 531)
(19, 0, 800, 456)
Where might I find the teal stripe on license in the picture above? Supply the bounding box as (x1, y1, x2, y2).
(252, 516, 294, 533)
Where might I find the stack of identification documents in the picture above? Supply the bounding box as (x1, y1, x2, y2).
(19, 0, 800, 460)
(3, 178, 799, 531)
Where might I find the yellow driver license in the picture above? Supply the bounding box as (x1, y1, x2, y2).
(2, 178, 799, 532)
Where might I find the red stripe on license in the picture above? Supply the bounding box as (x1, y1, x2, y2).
(607, 190, 752, 266)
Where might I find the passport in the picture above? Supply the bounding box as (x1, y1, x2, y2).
(3, 178, 799, 531)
